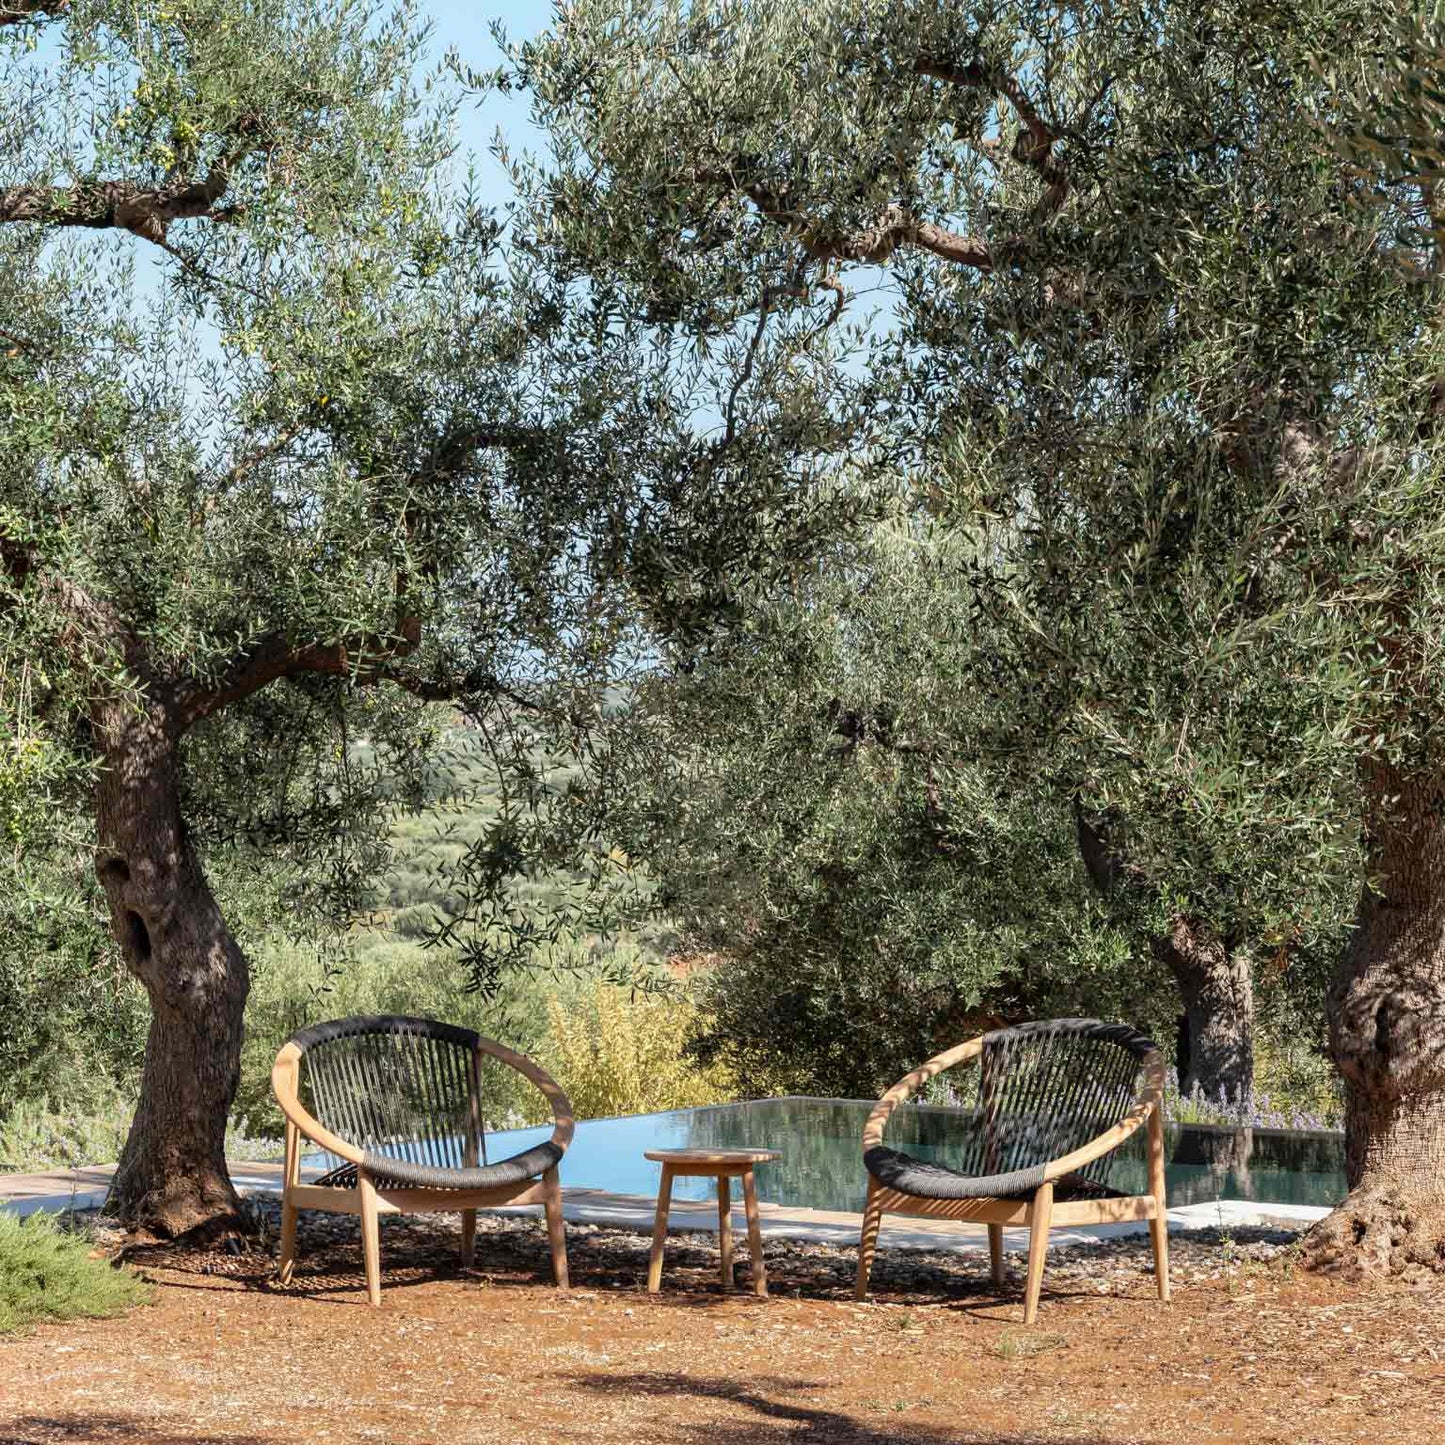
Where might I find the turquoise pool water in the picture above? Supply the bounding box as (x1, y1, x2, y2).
(481, 1096, 1346, 1213)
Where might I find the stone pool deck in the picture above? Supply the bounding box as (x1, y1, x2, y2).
(0, 1159, 1328, 1248)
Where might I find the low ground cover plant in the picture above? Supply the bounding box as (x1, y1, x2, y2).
(0, 1211, 148, 1335)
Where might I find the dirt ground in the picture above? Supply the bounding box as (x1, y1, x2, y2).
(1, 1211, 1442, 1445)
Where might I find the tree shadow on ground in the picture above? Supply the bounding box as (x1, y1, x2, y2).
(0, 1417, 273, 1445)
(567, 1372, 1113, 1444)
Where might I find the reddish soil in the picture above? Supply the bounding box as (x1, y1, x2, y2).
(1, 1216, 1442, 1444)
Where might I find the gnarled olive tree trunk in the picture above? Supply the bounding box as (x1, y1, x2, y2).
(1076, 808, 1254, 1103)
(1152, 917, 1255, 1106)
(94, 698, 249, 1237)
(1304, 764, 1445, 1275)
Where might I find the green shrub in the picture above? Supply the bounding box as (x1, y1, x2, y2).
(1254, 1019, 1342, 1128)
(0, 1210, 149, 1334)
(0, 856, 148, 1116)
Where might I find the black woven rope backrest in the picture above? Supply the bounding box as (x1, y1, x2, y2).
(293, 1015, 485, 1172)
(961, 1019, 1155, 1185)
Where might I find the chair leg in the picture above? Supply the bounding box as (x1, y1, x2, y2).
(278, 1193, 299, 1285)
(278, 1119, 299, 1285)
(359, 1171, 382, 1308)
(461, 1208, 477, 1270)
(987, 1222, 1005, 1287)
(543, 1169, 569, 1290)
(855, 1177, 884, 1301)
(1023, 1181, 1053, 1326)
(1147, 1105, 1171, 1302)
(716, 1174, 734, 1290)
(1148, 1205, 1171, 1303)
(647, 1164, 674, 1293)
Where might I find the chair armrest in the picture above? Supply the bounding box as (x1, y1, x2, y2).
(477, 1036, 576, 1157)
(861, 1037, 986, 1154)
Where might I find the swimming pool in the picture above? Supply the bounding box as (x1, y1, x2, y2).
(479, 1096, 1346, 1213)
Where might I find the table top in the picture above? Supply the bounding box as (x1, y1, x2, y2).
(643, 1147, 782, 1166)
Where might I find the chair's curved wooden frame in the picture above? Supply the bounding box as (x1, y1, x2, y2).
(855, 1034, 1169, 1324)
(271, 1034, 575, 1306)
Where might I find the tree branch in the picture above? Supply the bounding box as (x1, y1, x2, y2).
(178, 424, 549, 725)
(4, 415, 549, 731)
(0, 536, 148, 688)
(916, 54, 1069, 216)
(745, 186, 994, 271)
(0, 324, 39, 358)
(217, 426, 305, 492)
(721, 299, 771, 450)
(1075, 800, 1124, 895)
(379, 665, 536, 711)
(0, 117, 262, 247)
(0, 0, 67, 27)
(426, 424, 544, 475)
(175, 621, 425, 727)
(917, 56, 1052, 151)
(176, 628, 547, 724)
(0, 174, 235, 245)
(1, 537, 514, 732)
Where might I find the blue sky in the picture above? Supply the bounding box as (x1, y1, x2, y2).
(422, 0, 550, 197)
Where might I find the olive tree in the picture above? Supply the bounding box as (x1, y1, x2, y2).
(1, 0, 850, 1234)
(519, 0, 1445, 1269)
(599, 519, 1156, 1099)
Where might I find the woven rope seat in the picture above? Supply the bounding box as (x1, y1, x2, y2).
(856, 1018, 1170, 1324)
(271, 1014, 574, 1305)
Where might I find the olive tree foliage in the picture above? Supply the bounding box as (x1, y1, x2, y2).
(1319, 2, 1445, 202)
(1, 0, 854, 1236)
(595, 509, 1349, 1104)
(513, 0, 1348, 1102)
(602, 519, 1159, 1100)
(518, 0, 1445, 1271)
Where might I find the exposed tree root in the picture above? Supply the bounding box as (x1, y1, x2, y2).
(105, 1167, 252, 1244)
(113, 1206, 264, 1266)
(1301, 1178, 1445, 1280)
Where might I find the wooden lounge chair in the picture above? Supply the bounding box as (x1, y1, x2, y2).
(855, 1018, 1168, 1323)
(271, 1014, 574, 1305)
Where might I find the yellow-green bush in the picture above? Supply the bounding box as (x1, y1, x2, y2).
(538, 981, 737, 1120)
(1252, 1026, 1342, 1127)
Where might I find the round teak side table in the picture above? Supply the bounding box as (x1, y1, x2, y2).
(644, 1147, 781, 1296)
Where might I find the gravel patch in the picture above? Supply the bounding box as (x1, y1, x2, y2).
(73, 1196, 1302, 1301)
(9, 1203, 1443, 1445)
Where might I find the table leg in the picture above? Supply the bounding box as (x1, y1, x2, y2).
(647, 1164, 674, 1293)
(742, 1168, 767, 1297)
(717, 1174, 734, 1289)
